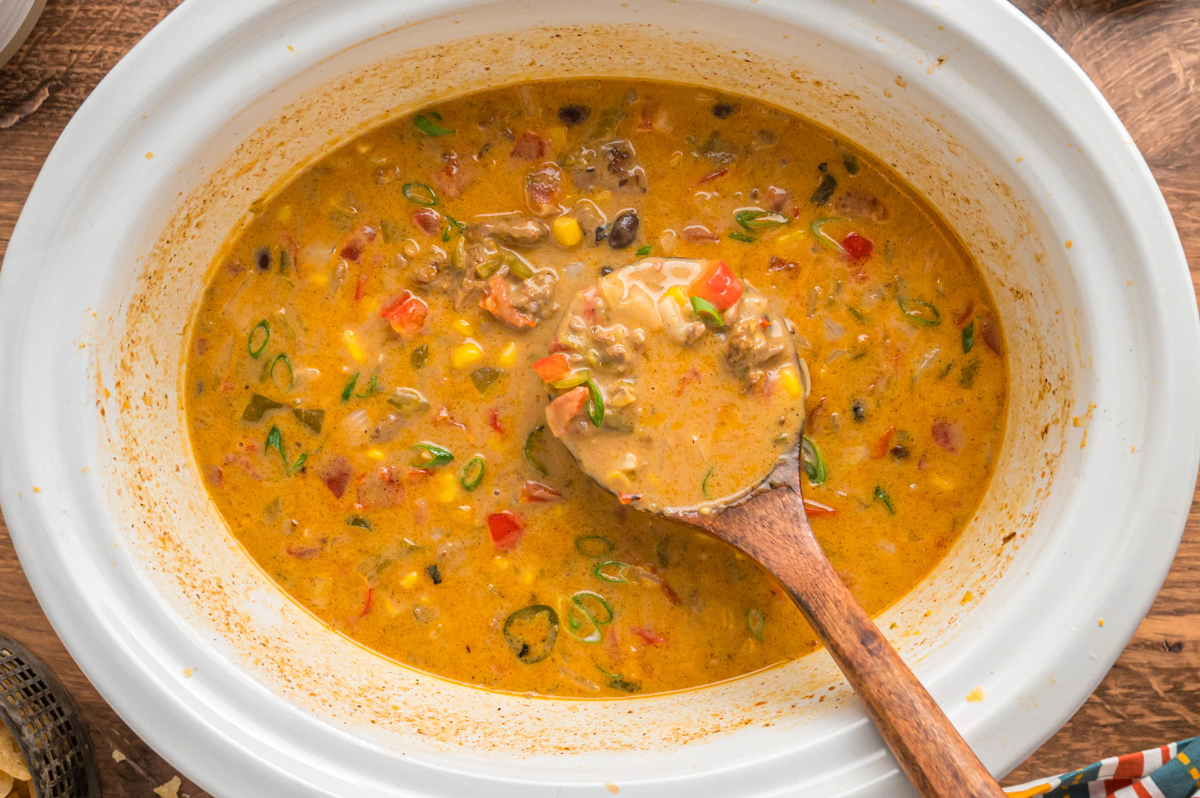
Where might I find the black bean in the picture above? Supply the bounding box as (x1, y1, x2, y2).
(254, 247, 271, 271)
(810, 174, 838, 205)
(818, 161, 828, 173)
(852, 399, 866, 422)
(712, 102, 737, 119)
(425, 564, 442, 585)
(608, 210, 639, 249)
(600, 266, 614, 276)
(890, 445, 910, 460)
(595, 224, 608, 243)
(558, 104, 591, 127)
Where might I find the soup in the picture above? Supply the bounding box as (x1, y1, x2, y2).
(543, 256, 807, 514)
(184, 79, 1007, 697)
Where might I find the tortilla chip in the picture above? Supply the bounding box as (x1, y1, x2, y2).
(0, 728, 30, 782)
(0, 770, 13, 797)
(153, 775, 181, 798)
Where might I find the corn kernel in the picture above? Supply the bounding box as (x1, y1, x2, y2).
(552, 216, 584, 247)
(453, 318, 474, 336)
(493, 555, 509, 571)
(594, 190, 612, 204)
(310, 271, 329, 287)
(400, 571, 419, 589)
(435, 470, 458, 503)
(778, 367, 803, 399)
(451, 341, 483, 370)
(343, 329, 366, 362)
(498, 342, 518, 368)
(930, 474, 953, 490)
(665, 286, 689, 308)
(520, 568, 535, 585)
(367, 448, 385, 460)
(276, 205, 293, 222)
(775, 229, 807, 248)
(547, 125, 567, 148)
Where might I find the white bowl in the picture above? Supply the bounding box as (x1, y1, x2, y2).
(2, 0, 1198, 796)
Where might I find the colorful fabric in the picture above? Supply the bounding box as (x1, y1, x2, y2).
(1006, 736, 1200, 798)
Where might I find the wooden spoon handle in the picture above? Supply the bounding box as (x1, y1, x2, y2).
(707, 488, 1005, 798)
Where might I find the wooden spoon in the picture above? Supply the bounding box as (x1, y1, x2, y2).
(672, 447, 1007, 798)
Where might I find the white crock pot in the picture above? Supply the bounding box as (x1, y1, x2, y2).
(1, 1, 1197, 796)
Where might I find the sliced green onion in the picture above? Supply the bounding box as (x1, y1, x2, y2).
(340, 373, 359, 403)
(402, 182, 438, 207)
(242, 393, 283, 422)
(690, 296, 724, 327)
(524, 425, 549, 475)
(635, 244, 653, 257)
(502, 604, 559, 663)
(728, 232, 755, 244)
(874, 486, 895, 514)
(270, 354, 293, 390)
(801, 436, 827, 486)
(356, 374, 380, 398)
(278, 248, 291, 274)
(701, 468, 714, 500)
(746, 608, 766, 642)
(412, 442, 454, 468)
(810, 217, 848, 252)
(898, 297, 942, 326)
(560, 597, 602, 644)
(572, 591, 613, 625)
(594, 561, 629, 583)
(248, 319, 270, 358)
(962, 321, 975, 353)
(471, 367, 504, 394)
(460, 456, 485, 491)
(410, 344, 429, 371)
(575, 535, 615, 558)
(265, 426, 286, 464)
(347, 516, 372, 530)
(413, 113, 455, 136)
(595, 664, 621, 680)
(585, 377, 604, 427)
(734, 209, 789, 231)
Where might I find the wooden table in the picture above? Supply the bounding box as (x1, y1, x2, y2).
(1, 0, 1196, 794)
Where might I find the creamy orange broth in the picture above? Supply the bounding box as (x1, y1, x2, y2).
(185, 79, 1008, 697)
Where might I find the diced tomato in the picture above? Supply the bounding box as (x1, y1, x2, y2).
(870, 425, 897, 460)
(632, 626, 667, 646)
(979, 315, 1003, 355)
(803, 498, 838, 517)
(407, 467, 432, 483)
(841, 232, 874, 261)
(533, 353, 571, 383)
(339, 225, 377, 262)
(520, 480, 562, 503)
(487, 510, 525, 551)
(695, 167, 728, 185)
(354, 273, 367, 303)
(617, 492, 642, 505)
(545, 386, 589, 437)
(931, 418, 965, 454)
(380, 291, 429, 339)
(511, 130, 551, 160)
(487, 408, 505, 435)
(690, 259, 743, 311)
(285, 545, 322, 559)
(525, 163, 563, 214)
(359, 586, 374, 617)
(412, 208, 442, 236)
(320, 456, 352, 499)
(481, 275, 536, 328)
(955, 301, 977, 329)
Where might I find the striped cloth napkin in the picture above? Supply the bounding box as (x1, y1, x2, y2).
(1006, 736, 1200, 798)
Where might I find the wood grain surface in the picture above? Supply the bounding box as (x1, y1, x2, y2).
(0, 1, 1197, 795)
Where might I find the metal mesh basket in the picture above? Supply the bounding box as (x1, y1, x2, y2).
(0, 633, 99, 798)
